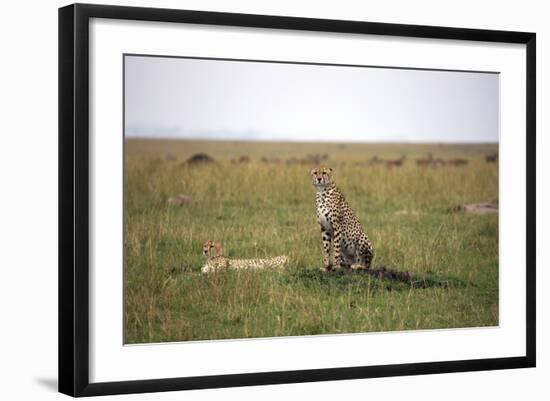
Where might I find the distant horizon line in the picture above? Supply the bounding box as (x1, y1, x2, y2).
(124, 135, 498, 145)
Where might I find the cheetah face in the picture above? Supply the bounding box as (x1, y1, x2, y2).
(310, 166, 333, 188)
(202, 240, 223, 259)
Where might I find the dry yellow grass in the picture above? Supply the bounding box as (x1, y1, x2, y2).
(124, 139, 498, 343)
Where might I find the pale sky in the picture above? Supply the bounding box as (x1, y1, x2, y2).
(124, 55, 499, 143)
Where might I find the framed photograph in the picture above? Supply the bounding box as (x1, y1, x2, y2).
(58, 3, 536, 397)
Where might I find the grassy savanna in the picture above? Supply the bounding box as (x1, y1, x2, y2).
(124, 139, 498, 344)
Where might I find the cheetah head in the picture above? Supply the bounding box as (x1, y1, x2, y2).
(310, 166, 333, 188)
(202, 240, 223, 259)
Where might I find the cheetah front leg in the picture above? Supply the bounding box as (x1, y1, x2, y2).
(333, 226, 344, 270)
(321, 228, 333, 271)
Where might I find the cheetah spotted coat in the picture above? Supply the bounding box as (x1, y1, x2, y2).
(310, 167, 374, 271)
(201, 240, 288, 273)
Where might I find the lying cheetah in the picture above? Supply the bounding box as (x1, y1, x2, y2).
(201, 240, 289, 273)
(310, 166, 374, 271)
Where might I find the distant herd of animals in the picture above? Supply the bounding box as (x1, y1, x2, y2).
(181, 151, 498, 168)
(365, 152, 498, 168)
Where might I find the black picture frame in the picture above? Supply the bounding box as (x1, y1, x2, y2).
(59, 3, 536, 397)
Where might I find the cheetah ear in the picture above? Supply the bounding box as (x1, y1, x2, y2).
(329, 167, 333, 173)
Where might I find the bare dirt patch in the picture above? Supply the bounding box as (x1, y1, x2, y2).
(449, 203, 498, 215)
(167, 194, 193, 206)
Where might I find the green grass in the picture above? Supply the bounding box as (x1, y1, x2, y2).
(124, 139, 499, 343)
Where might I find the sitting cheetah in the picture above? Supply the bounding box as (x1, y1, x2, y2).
(201, 240, 289, 273)
(310, 166, 374, 271)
